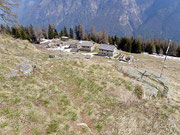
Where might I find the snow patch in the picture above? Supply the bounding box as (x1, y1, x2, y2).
(143, 53, 180, 61)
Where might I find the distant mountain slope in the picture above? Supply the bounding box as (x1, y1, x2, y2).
(135, 0, 180, 41)
(18, 0, 180, 41)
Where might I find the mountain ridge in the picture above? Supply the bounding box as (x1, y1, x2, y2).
(17, 0, 180, 41)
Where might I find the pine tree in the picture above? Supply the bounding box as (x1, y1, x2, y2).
(108, 36, 113, 44)
(59, 29, 65, 37)
(156, 44, 161, 54)
(91, 35, 97, 42)
(145, 43, 156, 54)
(29, 25, 37, 42)
(20, 26, 27, 40)
(48, 24, 54, 39)
(69, 28, 74, 39)
(54, 29, 58, 38)
(63, 27, 69, 37)
(132, 39, 142, 53)
(118, 37, 127, 50)
(75, 25, 79, 40)
(11, 26, 20, 38)
(136, 40, 142, 53)
(176, 47, 180, 57)
(114, 35, 119, 45)
(24, 26, 31, 41)
(42, 26, 47, 39)
(124, 39, 132, 52)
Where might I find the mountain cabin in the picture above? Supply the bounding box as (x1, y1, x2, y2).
(98, 44, 117, 57)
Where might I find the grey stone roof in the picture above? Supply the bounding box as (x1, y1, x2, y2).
(80, 41, 94, 47)
(70, 48, 79, 52)
(99, 44, 116, 51)
(69, 43, 77, 47)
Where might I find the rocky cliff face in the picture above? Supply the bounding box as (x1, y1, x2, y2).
(18, 0, 180, 41)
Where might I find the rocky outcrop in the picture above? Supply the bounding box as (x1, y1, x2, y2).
(6, 57, 36, 78)
(116, 66, 170, 99)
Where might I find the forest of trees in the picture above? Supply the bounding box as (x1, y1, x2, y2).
(1, 24, 180, 57)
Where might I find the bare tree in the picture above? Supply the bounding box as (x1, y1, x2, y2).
(35, 25, 43, 41)
(90, 25, 96, 37)
(102, 29, 108, 44)
(0, 0, 19, 23)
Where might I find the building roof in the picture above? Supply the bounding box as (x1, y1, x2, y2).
(99, 44, 116, 51)
(79, 41, 94, 47)
(70, 48, 79, 52)
(69, 43, 77, 47)
(61, 36, 69, 39)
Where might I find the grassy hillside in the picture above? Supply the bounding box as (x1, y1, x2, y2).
(0, 35, 179, 134)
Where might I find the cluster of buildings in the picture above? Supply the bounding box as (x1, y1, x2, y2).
(68, 40, 118, 57)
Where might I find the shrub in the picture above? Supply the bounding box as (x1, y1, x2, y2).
(134, 85, 143, 99)
(46, 121, 59, 133)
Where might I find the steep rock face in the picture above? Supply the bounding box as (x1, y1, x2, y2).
(18, 0, 180, 41)
(19, 0, 142, 36)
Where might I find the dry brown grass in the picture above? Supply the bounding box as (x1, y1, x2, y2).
(0, 35, 179, 134)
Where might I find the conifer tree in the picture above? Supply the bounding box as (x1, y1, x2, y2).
(136, 40, 142, 53)
(20, 26, 27, 40)
(118, 37, 128, 50)
(48, 24, 54, 39)
(42, 26, 47, 39)
(156, 44, 161, 54)
(69, 28, 74, 39)
(24, 26, 30, 41)
(108, 36, 113, 45)
(11, 26, 20, 38)
(63, 27, 68, 37)
(124, 39, 132, 52)
(145, 43, 156, 54)
(59, 29, 65, 37)
(29, 25, 37, 42)
(54, 29, 58, 38)
(132, 39, 142, 53)
(114, 35, 119, 45)
(75, 26, 78, 40)
(176, 47, 180, 57)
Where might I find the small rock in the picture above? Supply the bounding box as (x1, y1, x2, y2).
(85, 55, 92, 59)
(18, 63, 34, 75)
(49, 55, 55, 58)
